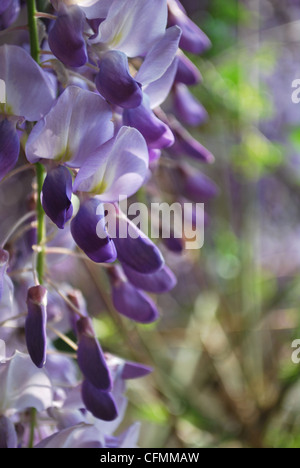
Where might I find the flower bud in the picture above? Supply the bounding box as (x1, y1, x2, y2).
(71, 199, 117, 263)
(109, 267, 159, 324)
(42, 166, 73, 229)
(25, 286, 48, 369)
(48, 5, 88, 68)
(81, 380, 118, 421)
(76, 317, 112, 391)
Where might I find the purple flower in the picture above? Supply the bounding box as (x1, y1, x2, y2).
(122, 264, 177, 294)
(82, 380, 118, 421)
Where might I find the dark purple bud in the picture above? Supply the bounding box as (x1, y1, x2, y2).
(173, 84, 208, 127)
(0, 119, 20, 181)
(77, 317, 112, 391)
(121, 362, 153, 380)
(71, 198, 117, 263)
(123, 96, 174, 150)
(109, 267, 159, 324)
(162, 234, 184, 253)
(42, 166, 73, 229)
(168, 122, 214, 163)
(25, 286, 48, 369)
(0, 416, 17, 449)
(114, 215, 164, 274)
(175, 54, 202, 86)
(122, 264, 177, 294)
(81, 380, 118, 421)
(96, 50, 143, 109)
(48, 5, 88, 68)
(168, 0, 211, 54)
(0, 249, 9, 301)
(180, 166, 219, 203)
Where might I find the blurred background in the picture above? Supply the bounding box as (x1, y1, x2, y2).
(58, 0, 300, 448)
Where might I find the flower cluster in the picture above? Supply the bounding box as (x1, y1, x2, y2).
(0, 0, 214, 448)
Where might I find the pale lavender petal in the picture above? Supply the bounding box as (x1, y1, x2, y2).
(74, 126, 149, 202)
(0, 45, 55, 120)
(0, 119, 20, 181)
(0, 416, 17, 448)
(92, 0, 168, 57)
(122, 264, 177, 294)
(26, 86, 114, 167)
(144, 57, 178, 109)
(136, 26, 182, 86)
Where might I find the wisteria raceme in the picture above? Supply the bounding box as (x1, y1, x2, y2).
(0, 0, 214, 449)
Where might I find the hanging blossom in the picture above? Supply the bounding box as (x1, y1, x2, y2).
(0, 0, 215, 448)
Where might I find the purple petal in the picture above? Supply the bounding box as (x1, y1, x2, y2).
(49, 5, 88, 68)
(0, 119, 20, 181)
(162, 234, 184, 253)
(123, 96, 174, 150)
(0, 45, 55, 121)
(178, 166, 219, 202)
(0, 1, 11, 15)
(0, 416, 17, 449)
(136, 26, 182, 86)
(0, 249, 9, 301)
(82, 380, 118, 421)
(0, 0, 20, 31)
(114, 214, 164, 274)
(25, 286, 48, 369)
(92, 0, 168, 58)
(144, 57, 178, 109)
(122, 264, 177, 294)
(168, 124, 214, 163)
(111, 276, 159, 324)
(173, 84, 208, 127)
(96, 50, 142, 109)
(168, 0, 211, 54)
(73, 126, 149, 202)
(77, 317, 112, 391)
(175, 53, 202, 86)
(26, 86, 114, 167)
(121, 362, 153, 380)
(71, 198, 117, 263)
(75, 0, 111, 19)
(42, 166, 73, 229)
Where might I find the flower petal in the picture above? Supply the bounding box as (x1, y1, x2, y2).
(0, 119, 20, 181)
(74, 126, 149, 202)
(0, 45, 55, 120)
(122, 264, 177, 294)
(175, 53, 202, 86)
(92, 0, 168, 57)
(26, 86, 114, 167)
(121, 362, 152, 380)
(77, 317, 112, 391)
(81, 380, 118, 421)
(96, 50, 142, 108)
(0, 416, 17, 449)
(144, 57, 178, 109)
(173, 84, 208, 127)
(25, 286, 48, 369)
(71, 198, 117, 263)
(42, 166, 73, 229)
(49, 5, 88, 68)
(123, 95, 174, 150)
(136, 26, 181, 86)
(0, 249, 9, 302)
(113, 213, 165, 274)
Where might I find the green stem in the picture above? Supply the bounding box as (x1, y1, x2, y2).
(26, 0, 40, 64)
(36, 162, 46, 284)
(26, 1, 45, 285)
(28, 407, 37, 449)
